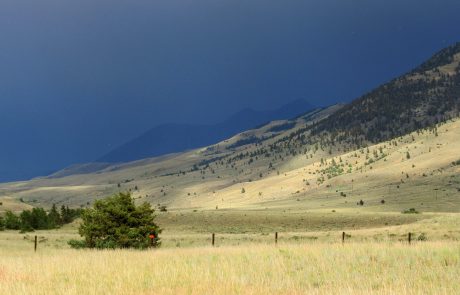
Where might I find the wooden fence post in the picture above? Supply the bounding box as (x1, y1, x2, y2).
(275, 232, 278, 245)
(342, 232, 345, 244)
(408, 232, 412, 245)
(34, 235, 37, 252)
(212, 233, 215, 247)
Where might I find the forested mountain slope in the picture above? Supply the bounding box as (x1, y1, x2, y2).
(311, 42, 460, 144)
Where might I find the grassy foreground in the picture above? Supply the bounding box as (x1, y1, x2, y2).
(0, 242, 458, 295)
(1, 212, 459, 294)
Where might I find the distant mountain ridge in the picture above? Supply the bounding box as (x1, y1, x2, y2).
(98, 99, 315, 163)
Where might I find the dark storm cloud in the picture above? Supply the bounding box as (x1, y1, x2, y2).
(1, 0, 459, 181)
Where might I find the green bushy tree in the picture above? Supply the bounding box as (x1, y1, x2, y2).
(72, 192, 161, 249)
(48, 204, 61, 228)
(20, 208, 51, 231)
(4, 211, 21, 230)
(61, 205, 71, 224)
(19, 210, 35, 232)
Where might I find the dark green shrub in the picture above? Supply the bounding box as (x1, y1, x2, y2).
(67, 239, 87, 249)
(402, 208, 419, 214)
(417, 233, 428, 241)
(72, 192, 161, 249)
(0, 216, 4, 231)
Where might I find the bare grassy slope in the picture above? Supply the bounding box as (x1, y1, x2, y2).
(0, 115, 459, 213)
(198, 117, 460, 212)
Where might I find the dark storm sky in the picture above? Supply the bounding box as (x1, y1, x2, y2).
(1, 0, 460, 182)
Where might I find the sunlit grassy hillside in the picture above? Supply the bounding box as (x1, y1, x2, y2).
(1, 116, 459, 214)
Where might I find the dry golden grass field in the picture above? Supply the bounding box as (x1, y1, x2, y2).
(0, 242, 459, 295)
(1, 210, 460, 294)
